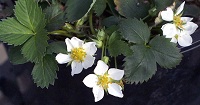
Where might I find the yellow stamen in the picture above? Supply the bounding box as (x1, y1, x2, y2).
(71, 47, 86, 62)
(97, 74, 111, 89)
(173, 15, 183, 29)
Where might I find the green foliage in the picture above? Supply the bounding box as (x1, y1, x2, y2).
(8, 46, 27, 65)
(119, 18, 150, 44)
(114, 0, 150, 19)
(153, 0, 175, 12)
(0, 18, 33, 46)
(15, 0, 46, 32)
(93, 0, 107, 16)
(32, 55, 59, 88)
(47, 41, 67, 54)
(44, 2, 66, 31)
(66, 0, 93, 22)
(120, 18, 182, 84)
(21, 30, 49, 63)
(150, 36, 182, 68)
(108, 31, 132, 57)
(124, 45, 157, 84)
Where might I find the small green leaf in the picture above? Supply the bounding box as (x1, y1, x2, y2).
(119, 18, 150, 44)
(124, 45, 156, 84)
(153, 0, 175, 12)
(14, 0, 46, 32)
(0, 18, 33, 46)
(108, 31, 132, 57)
(47, 41, 67, 54)
(44, 3, 66, 31)
(66, 0, 93, 22)
(8, 46, 27, 65)
(150, 36, 182, 68)
(114, 0, 150, 19)
(21, 30, 49, 63)
(32, 55, 59, 88)
(93, 0, 107, 16)
(102, 16, 120, 27)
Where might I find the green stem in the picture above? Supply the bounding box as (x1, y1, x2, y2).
(101, 44, 105, 60)
(142, 14, 150, 21)
(48, 30, 72, 37)
(114, 57, 117, 68)
(89, 11, 95, 35)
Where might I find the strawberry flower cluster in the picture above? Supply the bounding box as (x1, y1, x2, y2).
(161, 2, 198, 47)
(56, 37, 124, 102)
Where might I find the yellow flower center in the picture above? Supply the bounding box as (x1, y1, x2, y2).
(71, 47, 86, 62)
(97, 74, 111, 89)
(173, 15, 183, 29)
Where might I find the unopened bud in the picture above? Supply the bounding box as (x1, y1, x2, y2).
(102, 56, 109, 64)
(97, 29, 106, 41)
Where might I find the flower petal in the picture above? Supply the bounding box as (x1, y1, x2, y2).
(175, 1, 185, 15)
(170, 37, 178, 43)
(65, 38, 73, 52)
(178, 33, 192, 47)
(161, 7, 174, 21)
(82, 55, 95, 69)
(108, 83, 123, 98)
(71, 61, 83, 76)
(92, 85, 104, 102)
(83, 42, 97, 55)
(181, 17, 193, 23)
(83, 74, 98, 88)
(94, 60, 109, 75)
(70, 37, 84, 48)
(182, 22, 198, 34)
(56, 53, 71, 64)
(161, 23, 177, 38)
(108, 68, 124, 80)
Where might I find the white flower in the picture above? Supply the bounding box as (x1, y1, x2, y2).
(161, 1, 198, 36)
(161, 24, 192, 47)
(83, 60, 124, 102)
(56, 37, 97, 76)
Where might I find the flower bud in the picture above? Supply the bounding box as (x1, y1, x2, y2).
(102, 56, 109, 64)
(97, 29, 106, 41)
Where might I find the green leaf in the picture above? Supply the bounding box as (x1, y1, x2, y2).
(114, 0, 150, 19)
(44, 3, 66, 31)
(102, 16, 120, 27)
(124, 45, 157, 84)
(8, 46, 27, 65)
(123, 36, 182, 84)
(47, 41, 67, 54)
(0, 18, 33, 46)
(32, 55, 58, 88)
(153, 0, 174, 12)
(93, 0, 107, 16)
(149, 36, 182, 68)
(14, 0, 46, 32)
(119, 18, 150, 44)
(66, 0, 93, 22)
(108, 31, 132, 57)
(21, 30, 49, 63)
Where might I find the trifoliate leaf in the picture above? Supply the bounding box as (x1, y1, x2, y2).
(153, 0, 175, 12)
(44, 3, 66, 31)
(21, 30, 49, 63)
(47, 41, 67, 54)
(66, 0, 93, 22)
(124, 45, 157, 84)
(0, 18, 33, 46)
(108, 31, 132, 57)
(149, 36, 182, 68)
(93, 0, 107, 16)
(14, 0, 46, 32)
(32, 55, 59, 88)
(119, 18, 150, 44)
(123, 36, 182, 84)
(8, 46, 27, 65)
(114, 0, 150, 19)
